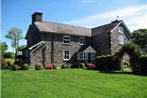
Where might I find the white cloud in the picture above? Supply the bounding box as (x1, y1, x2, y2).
(66, 4, 147, 32)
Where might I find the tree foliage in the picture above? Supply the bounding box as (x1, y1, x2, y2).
(5, 27, 23, 53)
(17, 45, 26, 51)
(132, 29, 147, 48)
(0, 42, 8, 55)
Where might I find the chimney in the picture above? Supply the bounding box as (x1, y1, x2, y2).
(32, 12, 43, 24)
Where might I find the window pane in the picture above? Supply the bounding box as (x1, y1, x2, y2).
(119, 35, 124, 44)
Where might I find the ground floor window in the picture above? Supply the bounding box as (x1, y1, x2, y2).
(77, 52, 84, 60)
(63, 50, 70, 61)
(77, 52, 95, 60)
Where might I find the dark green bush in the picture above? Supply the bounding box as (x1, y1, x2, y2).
(23, 63, 30, 70)
(138, 55, 147, 74)
(35, 64, 43, 70)
(71, 62, 81, 68)
(62, 63, 72, 69)
(96, 55, 120, 70)
(12, 64, 18, 71)
(3, 52, 15, 59)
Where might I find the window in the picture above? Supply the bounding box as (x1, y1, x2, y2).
(63, 36, 70, 44)
(91, 53, 95, 60)
(63, 50, 70, 61)
(119, 35, 124, 45)
(77, 52, 83, 60)
(79, 37, 85, 45)
(118, 26, 124, 33)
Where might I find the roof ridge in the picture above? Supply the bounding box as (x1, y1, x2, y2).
(42, 21, 91, 29)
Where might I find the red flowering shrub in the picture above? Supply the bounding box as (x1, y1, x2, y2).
(86, 63, 95, 69)
(46, 64, 54, 69)
(17, 66, 24, 70)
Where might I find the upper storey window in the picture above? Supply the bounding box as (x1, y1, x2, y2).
(118, 26, 124, 33)
(79, 37, 86, 45)
(63, 36, 70, 44)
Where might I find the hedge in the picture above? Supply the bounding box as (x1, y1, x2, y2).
(96, 55, 120, 70)
(138, 55, 147, 74)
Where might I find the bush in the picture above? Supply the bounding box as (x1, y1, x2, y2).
(62, 63, 72, 69)
(96, 55, 120, 70)
(138, 55, 147, 74)
(12, 64, 18, 71)
(23, 63, 30, 70)
(122, 61, 130, 68)
(17, 66, 24, 70)
(80, 63, 86, 69)
(3, 52, 15, 59)
(71, 62, 81, 68)
(53, 64, 61, 69)
(46, 64, 54, 69)
(35, 64, 43, 70)
(1, 57, 8, 69)
(4, 58, 14, 66)
(86, 63, 95, 69)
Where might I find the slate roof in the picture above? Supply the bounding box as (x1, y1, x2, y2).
(92, 20, 122, 36)
(34, 21, 91, 37)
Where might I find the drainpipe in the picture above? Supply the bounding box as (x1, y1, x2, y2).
(51, 35, 54, 64)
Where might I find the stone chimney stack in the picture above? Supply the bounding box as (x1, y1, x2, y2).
(32, 12, 43, 24)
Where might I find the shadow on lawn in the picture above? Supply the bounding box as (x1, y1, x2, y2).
(98, 70, 147, 76)
(99, 70, 133, 75)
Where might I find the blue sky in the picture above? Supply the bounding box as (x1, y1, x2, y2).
(1, 0, 147, 51)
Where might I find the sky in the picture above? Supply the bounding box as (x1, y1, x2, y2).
(1, 0, 147, 52)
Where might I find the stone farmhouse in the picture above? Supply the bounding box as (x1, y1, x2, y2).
(24, 12, 131, 69)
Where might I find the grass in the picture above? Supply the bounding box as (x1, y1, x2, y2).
(1, 69, 147, 98)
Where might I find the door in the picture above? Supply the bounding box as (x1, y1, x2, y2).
(88, 53, 91, 63)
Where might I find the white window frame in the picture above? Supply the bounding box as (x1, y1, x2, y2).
(91, 53, 95, 60)
(118, 26, 124, 33)
(63, 36, 70, 44)
(79, 37, 85, 45)
(77, 52, 84, 60)
(119, 35, 124, 45)
(63, 49, 70, 61)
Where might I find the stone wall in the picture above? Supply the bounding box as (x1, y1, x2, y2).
(110, 24, 131, 54)
(27, 25, 41, 47)
(29, 33, 91, 68)
(91, 31, 110, 55)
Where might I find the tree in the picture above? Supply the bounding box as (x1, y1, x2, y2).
(132, 29, 147, 48)
(17, 45, 26, 51)
(0, 42, 8, 69)
(5, 27, 23, 54)
(0, 42, 8, 55)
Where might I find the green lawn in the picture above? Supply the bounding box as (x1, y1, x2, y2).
(1, 69, 147, 98)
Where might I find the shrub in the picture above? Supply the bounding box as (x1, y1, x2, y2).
(4, 58, 14, 66)
(17, 66, 24, 70)
(62, 63, 72, 69)
(71, 62, 81, 68)
(96, 55, 120, 70)
(35, 64, 43, 70)
(3, 52, 15, 59)
(80, 63, 86, 69)
(53, 64, 61, 69)
(46, 64, 54, 69)
(23, 63, 30, 70)
(138, 55, 147, 74)
(122, 61, 130, 68)
(12, 64, 18, 71)
(1, 57, 8, 69)
(86, 63, 95, 69)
